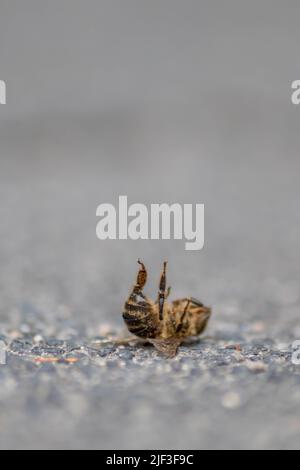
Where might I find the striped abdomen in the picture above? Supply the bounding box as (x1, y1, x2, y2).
(123, 288, 158, 339)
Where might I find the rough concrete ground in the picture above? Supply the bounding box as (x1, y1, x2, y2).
(0, 327, 299, 450)
(1, 108, 300, 449)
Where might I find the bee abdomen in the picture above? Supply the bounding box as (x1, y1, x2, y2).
(122, 304, 157, 339)
(124, 302, 149, 312)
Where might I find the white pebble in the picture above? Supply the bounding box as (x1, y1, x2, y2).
(222, 392, 241, 410)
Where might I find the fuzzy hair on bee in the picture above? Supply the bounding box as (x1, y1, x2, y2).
(122, 260, 212, 357)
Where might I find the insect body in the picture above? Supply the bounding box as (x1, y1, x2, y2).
(123, 260, 212, 357)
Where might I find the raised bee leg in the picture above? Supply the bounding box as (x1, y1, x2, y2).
(123, 260, 158, 339)
(157, 261, 168, 321)
(135, 258, 147, 290)
(155, 286, 171, 303)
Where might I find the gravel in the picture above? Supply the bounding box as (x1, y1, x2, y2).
(0, 324, 299, 450)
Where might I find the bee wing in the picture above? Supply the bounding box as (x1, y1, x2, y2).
(148, 338, 182, 358)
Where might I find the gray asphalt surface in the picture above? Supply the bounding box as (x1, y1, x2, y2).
(1, 109, 300, 450)
(1, 1, 300, 450)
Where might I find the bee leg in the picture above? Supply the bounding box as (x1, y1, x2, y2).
(174, 297, 211, 337)
(127, 260, 148, 301)
(176, 298, 191, 333)
(157, 261, 168, 321)
(156, 286, 171, 303)
(135, 259, 147, 291)
(155, 286, 171, 304)
(123, 261, 157, 339)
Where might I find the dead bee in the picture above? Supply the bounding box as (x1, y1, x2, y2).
(122, 260, 212, 357)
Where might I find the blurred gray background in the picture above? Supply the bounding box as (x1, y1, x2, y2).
(0, 0, 300, 450)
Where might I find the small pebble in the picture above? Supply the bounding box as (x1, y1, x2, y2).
(222, 392, 241, 410)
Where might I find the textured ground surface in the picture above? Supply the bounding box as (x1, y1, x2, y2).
(0, 326, 300, 450)
(1, 109, 300, 449)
